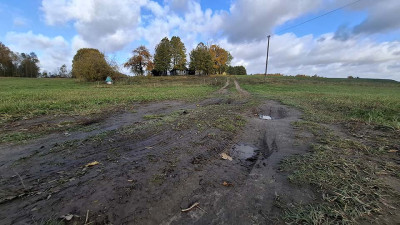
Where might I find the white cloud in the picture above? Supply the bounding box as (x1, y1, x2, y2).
(41, 0, 148, 52)
(217, 33, 400, 80)
(32, 0, 400, 80)
(222, 0, 321, 42)
(5, 31, 72, 73)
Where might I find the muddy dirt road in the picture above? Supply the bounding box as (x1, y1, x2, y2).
(0, 80, 314, 224)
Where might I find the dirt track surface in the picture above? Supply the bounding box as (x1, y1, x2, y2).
(0, 81, 313, 224)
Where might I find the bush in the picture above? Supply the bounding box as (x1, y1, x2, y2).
(72, 48, 115, 81)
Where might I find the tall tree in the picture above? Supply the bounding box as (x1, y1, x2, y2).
(170, 36, 186, 75)
(189, 42, 213, 75)
(153, 37, 171, 76)
(18, 52, 40, 77)
(0, 42, 15, 77)
(72, 48, 114, 81)
(124, 45, 153, 76)
(209, 45, 230, 74)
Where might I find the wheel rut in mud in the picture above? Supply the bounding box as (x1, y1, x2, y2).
(166, 101, 315, 225)
(0, 80, 314, 225)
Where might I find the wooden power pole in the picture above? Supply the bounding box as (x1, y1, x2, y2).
(264, 35, 271, 81)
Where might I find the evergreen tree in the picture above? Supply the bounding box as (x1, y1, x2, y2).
(153, 37, 171, 76)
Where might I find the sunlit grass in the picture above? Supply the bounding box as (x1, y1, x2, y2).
(0, 76, 224, 123)
(238, 75, 400, 129)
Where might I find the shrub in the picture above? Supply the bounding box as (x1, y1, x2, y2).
(72, 48, 115, 81)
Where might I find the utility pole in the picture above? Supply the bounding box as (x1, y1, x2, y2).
(264, 35, 271, 81)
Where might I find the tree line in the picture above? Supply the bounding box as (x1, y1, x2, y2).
(0, 42, 40, 77)
(124, 36, 246, 77)
(0, 42, 72, 78)
(1, 36, 248, 81)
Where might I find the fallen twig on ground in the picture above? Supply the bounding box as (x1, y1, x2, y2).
(181, 202, 199, 212)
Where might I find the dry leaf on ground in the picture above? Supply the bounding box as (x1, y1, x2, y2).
(220, 153, 232, 161)
(223, 181, 233, 187)
(85, 161, 99, 167)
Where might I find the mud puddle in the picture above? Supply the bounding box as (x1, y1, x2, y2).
(165, 100, 316, 225)
(0, 100, 196, 169)
(231, 143, 258, 160)
(0, 81, 315, 225)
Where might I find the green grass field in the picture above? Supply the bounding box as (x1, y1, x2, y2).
(0, 76, 224, 123)
(236, 75, 399, 224)
(238, 75, 400, 129)
(1, 75, 399, 224)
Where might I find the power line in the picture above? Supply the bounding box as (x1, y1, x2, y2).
(264, 0, 363, 77)
(275, 0, 363, 35)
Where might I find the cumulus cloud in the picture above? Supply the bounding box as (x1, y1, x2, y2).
(217, 33, 400, 80)
(137, 0, 224, 52)
(353, 0, 400, 35)
(41, 0, 148, 52)
(330, 0, 400, 38)
(5, 31, 72, 72)
(222, 0, 321, 43)
(32, 0, 400, 80)
(164, 0, 190, 13)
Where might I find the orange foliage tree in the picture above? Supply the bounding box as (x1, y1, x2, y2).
(209, 45, 231, 74)
(124, 45, 154, 76)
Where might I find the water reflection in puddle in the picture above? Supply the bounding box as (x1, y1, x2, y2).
(232, 144, 257, 160)
(259, 115, 272, 120)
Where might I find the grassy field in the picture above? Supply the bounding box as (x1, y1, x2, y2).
(0, 76, 224, 123)
(1, 75, 399, 223)
(238, 75, 400, 129)
(237, 75, 400, 224)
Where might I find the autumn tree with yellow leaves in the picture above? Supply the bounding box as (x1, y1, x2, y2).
(209, 44, 232, 74)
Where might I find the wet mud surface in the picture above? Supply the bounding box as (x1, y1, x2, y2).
(0, 81, 315, 224)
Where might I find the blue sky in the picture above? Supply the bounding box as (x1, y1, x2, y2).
(1, 0, 399, 80)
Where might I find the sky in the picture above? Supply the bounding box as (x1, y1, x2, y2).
(1, 0, 400, 81)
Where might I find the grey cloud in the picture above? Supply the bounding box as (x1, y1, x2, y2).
(332, 0, 400, 39)
(165, 0, 190, 13)
(222, 0, 321, 43)
(333, 24, 351, 41)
